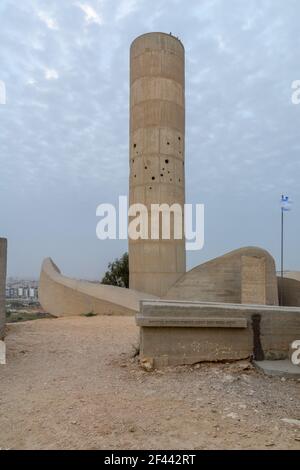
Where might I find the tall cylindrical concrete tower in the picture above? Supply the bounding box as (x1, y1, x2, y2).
(129, 32, 186, 297)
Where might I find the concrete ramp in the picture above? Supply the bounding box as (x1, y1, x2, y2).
(39, 258, 158, 317)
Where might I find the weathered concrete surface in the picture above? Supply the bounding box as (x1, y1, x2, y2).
(241, 255, 266, 304)
(0, 238, 7, 340)
(137, 300, 300, 367)
(164, 247, 279, 306)
(129, 32, 186, 297)
(39, 258, 157, 317)
(254, 360, 300, 379)
(278, 276, 300, 307)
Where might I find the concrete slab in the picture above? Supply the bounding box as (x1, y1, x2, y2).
(254, 360, 300, 379)
(138, 300, 300, 367)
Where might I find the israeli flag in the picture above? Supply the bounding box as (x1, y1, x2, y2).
(281, 195, 292, 211)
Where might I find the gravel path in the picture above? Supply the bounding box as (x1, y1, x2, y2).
(0, 316, 299, 450)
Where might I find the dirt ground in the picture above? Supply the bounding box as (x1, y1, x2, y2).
(0, 316, 300, 450)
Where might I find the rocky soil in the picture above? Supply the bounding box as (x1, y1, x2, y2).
(0, 316, 299, 450)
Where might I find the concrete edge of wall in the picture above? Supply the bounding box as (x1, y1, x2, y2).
(39, 257, 158, 317)
(139, 299, 300, 313)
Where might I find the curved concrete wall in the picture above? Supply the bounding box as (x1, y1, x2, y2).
(164, 247, 279, 306)
(39, 258, 157, 317)
(278, 276, 300, 307)
(282, 271, 300, 282)
(0, 238, 7, 340)
(129, 32, 186, 297)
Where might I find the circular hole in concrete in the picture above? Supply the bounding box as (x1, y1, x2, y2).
(165, 159, 169, 164)
(152, 176, 155, 180)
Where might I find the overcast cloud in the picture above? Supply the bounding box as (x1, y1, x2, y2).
(0, 0, 299, 279)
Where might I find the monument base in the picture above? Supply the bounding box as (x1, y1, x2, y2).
(137, 300, 300, 368)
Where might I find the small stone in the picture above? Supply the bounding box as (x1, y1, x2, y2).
(140, 357, 154, 372)
(222, 374, 235, 383)
(238, 361, 253, 371)
(226, 412, 239, 420)
(281, 377, 286, 382)
(241, 374, 252, 382)
(238, 404, 247, 410)
(231, 361, 253, 372)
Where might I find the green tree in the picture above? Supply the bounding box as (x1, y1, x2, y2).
(101, 252, 129, 288)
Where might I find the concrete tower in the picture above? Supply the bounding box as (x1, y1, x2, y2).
(129, 32, 186, 297)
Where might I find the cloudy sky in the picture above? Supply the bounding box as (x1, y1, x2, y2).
(0, 0, 299, 280)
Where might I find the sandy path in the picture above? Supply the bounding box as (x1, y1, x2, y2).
(0, 316, 299, 450)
